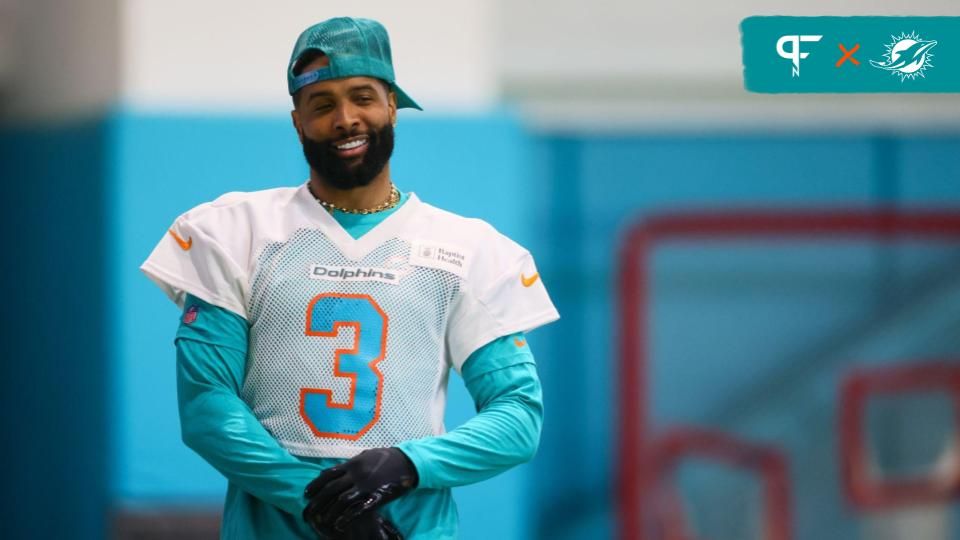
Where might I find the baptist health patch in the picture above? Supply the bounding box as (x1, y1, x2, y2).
(409, 241, 470, 278)
(308, 264, 401, 285)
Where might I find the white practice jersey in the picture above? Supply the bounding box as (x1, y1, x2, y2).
(141, 185, 559, 458)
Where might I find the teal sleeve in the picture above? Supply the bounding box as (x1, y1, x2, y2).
(396, 333, 543, 489)
(175, 294, 324, 517)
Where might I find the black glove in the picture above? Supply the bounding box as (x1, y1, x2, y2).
(303, 448, 419, 533)
(307, 510, 404, 540)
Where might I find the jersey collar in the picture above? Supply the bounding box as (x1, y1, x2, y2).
(296, 183, 420, 261)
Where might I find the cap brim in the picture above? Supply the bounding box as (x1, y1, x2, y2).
(391, 84, 422, 111)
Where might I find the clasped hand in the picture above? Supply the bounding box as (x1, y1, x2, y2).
(303, 447, 418, 538)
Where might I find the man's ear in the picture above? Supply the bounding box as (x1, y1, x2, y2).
(291, 109, 304, 143)
(388, 91, 398, 126)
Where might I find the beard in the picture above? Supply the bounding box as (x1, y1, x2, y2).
(300, 123, 395, 190)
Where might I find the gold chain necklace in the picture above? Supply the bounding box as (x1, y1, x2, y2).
(308, 182, 401, 215)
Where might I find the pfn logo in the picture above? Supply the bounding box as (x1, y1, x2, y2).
(777, 34, 823, 77)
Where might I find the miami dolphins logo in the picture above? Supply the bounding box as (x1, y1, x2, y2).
(870, 31, 937, 82)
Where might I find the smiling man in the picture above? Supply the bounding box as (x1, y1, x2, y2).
(141, 17, 558, 539)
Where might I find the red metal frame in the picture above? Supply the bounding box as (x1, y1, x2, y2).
(618, 209, 960, 540)
(648, 427, 791, 540)
(840, 362, 960, 509)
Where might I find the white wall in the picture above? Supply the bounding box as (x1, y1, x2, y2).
(0, 0, 119, 122)
(5, 1, 959, 124)
(0, 0, 15, 90)
(500, 0, 960, 91)
(498, 0, 960, 130)
(120, 1, 497, 113)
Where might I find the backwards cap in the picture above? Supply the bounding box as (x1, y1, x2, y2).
(287, 17, 422, 110)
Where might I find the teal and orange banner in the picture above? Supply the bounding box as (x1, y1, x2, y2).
(742, 16, 960, 92)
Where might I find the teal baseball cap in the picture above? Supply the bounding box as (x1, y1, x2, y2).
(288, 17, 422, 110)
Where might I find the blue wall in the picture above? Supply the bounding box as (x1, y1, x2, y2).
(529, 133, 960, 539)
(0, 120, 110, 540)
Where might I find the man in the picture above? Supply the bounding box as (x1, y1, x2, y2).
(141, 17, 558, 539)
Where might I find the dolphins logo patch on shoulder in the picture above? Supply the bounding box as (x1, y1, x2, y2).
(870, 31, 937, 82)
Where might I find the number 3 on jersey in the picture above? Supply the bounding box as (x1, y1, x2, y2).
(300, 293, 388, 440)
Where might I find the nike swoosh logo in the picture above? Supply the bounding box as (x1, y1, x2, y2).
(513, 337, 526, 348)
(521, 273, 540, 287)
(168, 228, 193, 251)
